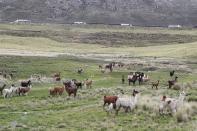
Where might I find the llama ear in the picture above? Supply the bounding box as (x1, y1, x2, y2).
(167, 100, 171, 104)
(162, 96, 166, 101)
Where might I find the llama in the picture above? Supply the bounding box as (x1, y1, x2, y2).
(168, 76, 178, 88)
(77, 68, 83, 74)
(18, 86, 31, 96)
(128, 75, 138, 86)
(159, 91, 186, 114)
(63, 81, 78, 97)
(105, 103, 116, 115)
(105, 63, 113, 72)
(152, 80, 160, 89)
(115, 89, 139, 115)
(49, 86, 64, 96)
(72, 79, 83, 89)
(103, 95, 118, 108)
(53, 72, 61, 78)
(84, 79, 92, 88)
(21, 80, 32, 88)
(2, 85, 15, 98)
(142, 75, 150, 83)
(170, 70, 175, 77)
(121, 75, 125, 84)
(99, 65, 103, 69)
(52, 72, 61, 81)
(0, 83, 6, 95)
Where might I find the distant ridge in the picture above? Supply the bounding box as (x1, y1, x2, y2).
(0, 0, 197, 26)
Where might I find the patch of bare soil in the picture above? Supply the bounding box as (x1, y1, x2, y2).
(0, 49, 65, 57)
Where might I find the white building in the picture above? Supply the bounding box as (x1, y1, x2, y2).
(13, 19, 31, 24)
(120, 23, 132, 27)
(168, 25, 182, 28)
(74, 21, 86, 25)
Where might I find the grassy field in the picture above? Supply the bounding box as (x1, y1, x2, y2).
(0, 24, 197, 130)
(0, 23, 197, 58)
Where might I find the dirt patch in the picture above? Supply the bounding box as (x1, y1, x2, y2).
(0, 49, 65, 57)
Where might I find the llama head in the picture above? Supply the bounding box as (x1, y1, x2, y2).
(162, 96, 167, 101)
(28, 80, 32, 85)
(179, 91, 186, 97)
(175, 76, 178, 80)
(132, 89, 139, 96)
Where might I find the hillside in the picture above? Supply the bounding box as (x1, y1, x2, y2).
(0, 0, 197, 26)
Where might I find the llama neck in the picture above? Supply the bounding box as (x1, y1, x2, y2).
(178, 94, 185, 102)
(132, 94, 138, 105)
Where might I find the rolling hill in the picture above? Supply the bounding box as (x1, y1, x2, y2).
(0, 0, 197, 26)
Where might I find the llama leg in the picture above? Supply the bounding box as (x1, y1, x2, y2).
(128, 106, 132, 112)
(4, 93, 7, 98)
(172, 109, 176, 114)
(116, 106, 121, 115)
(103, 102, 106, 108)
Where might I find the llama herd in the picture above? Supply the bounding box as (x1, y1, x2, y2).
(0, 77, 93, 98)
(103, 89, 188, 116)
(102, 69, 193, 116)
(1, 80, 32, 98)
(0, 62, 194, 120)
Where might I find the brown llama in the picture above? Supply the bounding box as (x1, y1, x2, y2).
(152, 80, 160, 89)
(63, 81, 78, 97)
(168, 76, 178, 88)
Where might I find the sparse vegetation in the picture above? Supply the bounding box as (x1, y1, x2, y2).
(0, 24, 196, 130)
